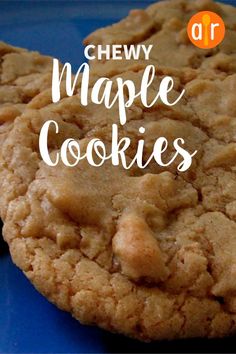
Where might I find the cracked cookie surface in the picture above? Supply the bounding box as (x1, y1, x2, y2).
(1, 0, 236, 342)
(0, 41, 54, 150)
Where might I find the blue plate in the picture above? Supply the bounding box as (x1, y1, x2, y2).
(0, 1, 236, 353)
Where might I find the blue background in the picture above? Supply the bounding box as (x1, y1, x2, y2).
(0, 1, 236, 353)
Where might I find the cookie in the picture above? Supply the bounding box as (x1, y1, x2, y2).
(1, 64, 236, 341)
(0, 41, 58, 221)
(0, 41, 54, 147)
(84, 0, 236, 78)
(1, 0, 236, 342)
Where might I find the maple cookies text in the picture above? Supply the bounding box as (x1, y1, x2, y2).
(39, 46, 198, 172)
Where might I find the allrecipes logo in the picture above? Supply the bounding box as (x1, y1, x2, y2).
(187, 11, 225, 49)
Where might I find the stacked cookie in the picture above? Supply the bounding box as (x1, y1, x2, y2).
(1, 0, 236, 342)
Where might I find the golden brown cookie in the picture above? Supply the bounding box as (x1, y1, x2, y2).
(0, 41, 54, 146)
(1, 69, 236, 341)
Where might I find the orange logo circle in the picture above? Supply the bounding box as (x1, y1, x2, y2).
(187, 11, 225, 49)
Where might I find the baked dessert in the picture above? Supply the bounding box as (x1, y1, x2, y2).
(1, 0, 236, 342)
(0, 41, 54, 150)
(0, 42, 63, 221)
